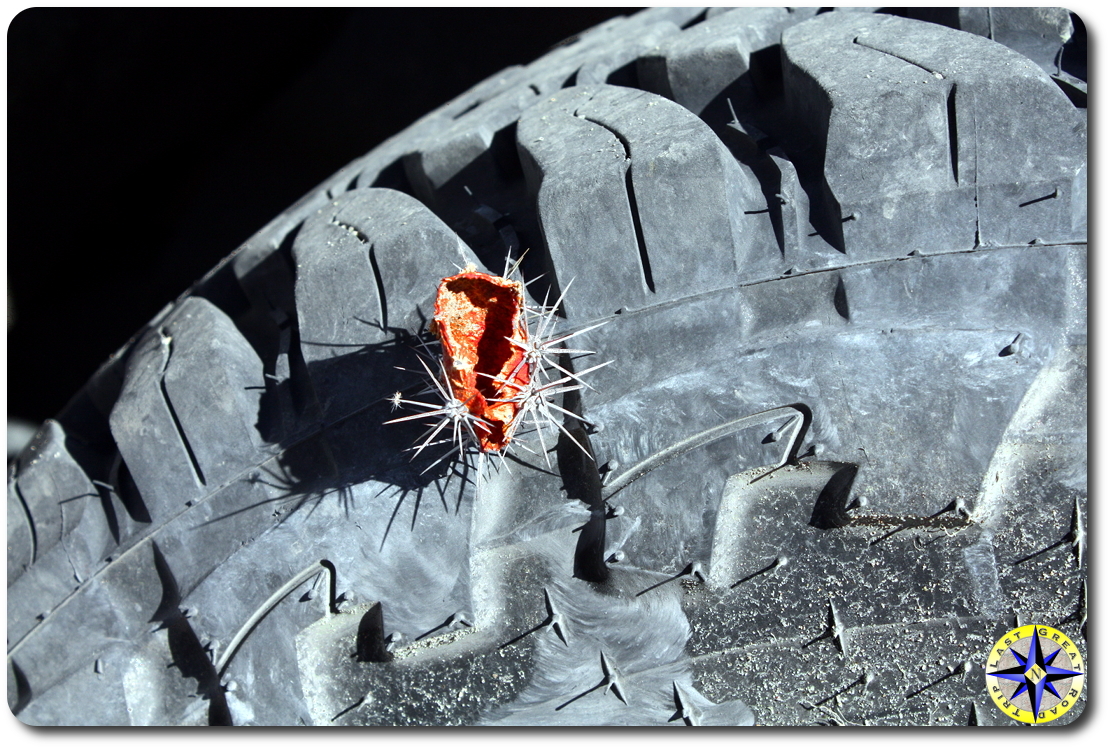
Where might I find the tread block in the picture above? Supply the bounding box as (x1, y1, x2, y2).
(7, 474, 34, 584)
(330, 189, 479, 333)
(907, 7, 1074, 76)
(637, 7, 793, 115)
(850, 13, 1085, 247)
(110, 328, 205, 519)
(161, 297, 268, 489)
(402, 17, 689, 211)
(430, 65, 532, 126)
(780, 12, 1085, 257)
(13, 641, 134, 725)
(629, 6, 707, 30)
(229, 232, 309, 444)
(55, 348, 128, 455)
(16, 609, 226, 726)
(981, 343, 1086, 627)
(139, 459, 304, 605)
(231, 236, 298, 340)
(116, 630, 217, 726)
(10, 421, 116, 589)
(520, 19, 628, 91)
(573, 86, 775, 300)
(522, 13, 686, 92)
(517, 89, 648, 317)
(8, 539, 167, 706)
(13, 422, 92, 555)
(7, 544, 90, 647)
(291, 205, 385, 422)
(781, 13, 976, 256)
(574, 21, 682, 87)
(515, 14, 687, 94)
(293, 188, 478, 421)
(352, 67, 532, 192)
(11, 473, 293, 721)
(519, 84, 773, 318)
(404, 86, 539, 208)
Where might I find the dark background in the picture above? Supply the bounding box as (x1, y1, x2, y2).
(7, 7, 633, 426)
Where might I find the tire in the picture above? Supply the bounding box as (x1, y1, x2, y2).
(8, 7, 1087, 726)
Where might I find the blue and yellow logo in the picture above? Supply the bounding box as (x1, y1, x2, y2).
(985, 624, 1084, 724)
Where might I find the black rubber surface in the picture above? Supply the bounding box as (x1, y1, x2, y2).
(8, 7, 1086, 726)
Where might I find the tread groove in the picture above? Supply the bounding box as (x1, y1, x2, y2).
(157, 542, 238, 724)
(557, 381, 608, 583)
(109, 452, 152, 524)
(852, 36, 944, 77)
(90, 480, 122, 545)
(158, 332, 207, 487)
(577, 113, 656, 294)
(947, 84, 959, 184)
(276, 234, 321, 419)
(9, 659, 32, 716)
(367, 245, 389, 331)
(624, 167, 656, 294)
(11, 475, 38, 566)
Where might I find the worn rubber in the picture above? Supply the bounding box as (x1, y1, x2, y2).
(8, 7, 1086, 726)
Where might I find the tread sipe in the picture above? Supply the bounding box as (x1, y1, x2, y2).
(8, 7, 1086, 726)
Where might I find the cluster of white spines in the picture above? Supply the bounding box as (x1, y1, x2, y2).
(386, 352, 492, 467)
(498, 296, 610, 462)
(385, 259, 609, 473)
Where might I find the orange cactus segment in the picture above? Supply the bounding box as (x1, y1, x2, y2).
(432, 271, 530, 452)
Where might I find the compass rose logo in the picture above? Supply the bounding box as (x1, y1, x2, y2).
(985, 624, 1084, 724)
